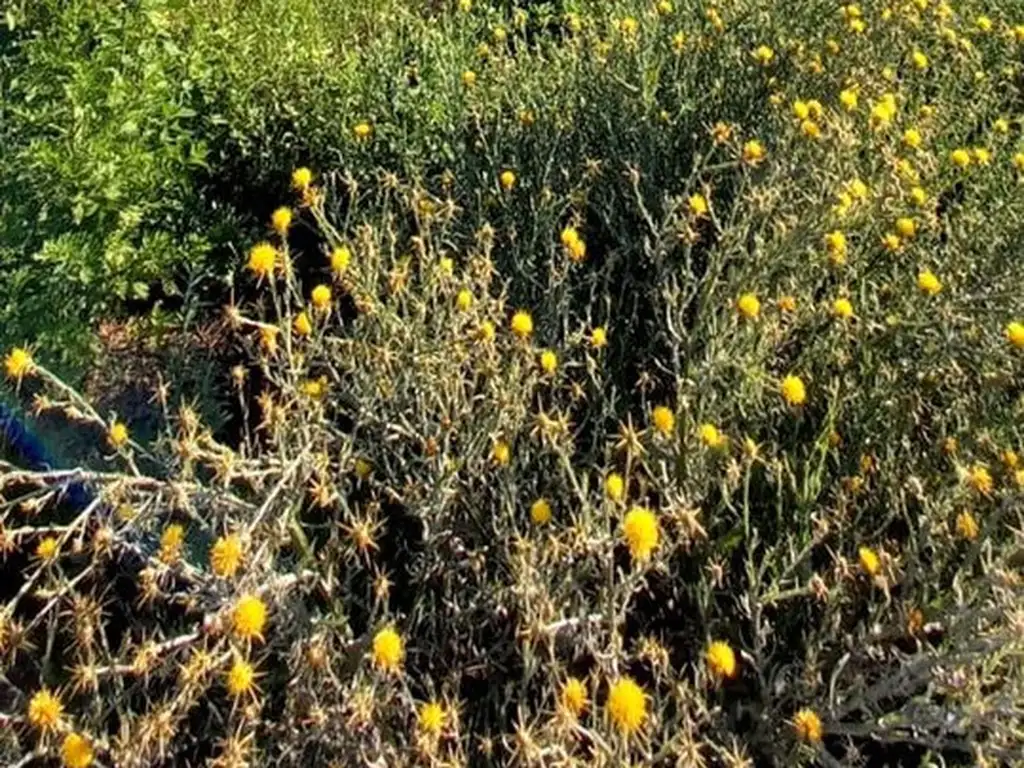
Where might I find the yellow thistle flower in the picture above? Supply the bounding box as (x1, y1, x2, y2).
(492, 439, 511, 466)
(792, 100, 810, 120)
(832, 297, 854, 320)
(510, 310, 533, 339)
(247, 242, 277, 281)
(1006, 322, 1024, 348)
(781, 374, 806, 406)
(651, 405, 675, 436)
(742, 139, 766, 165)
(911, 50, 928, 70)
(27, 688, 63, 730)
(210, 534, 243, 578)
(371, 626, 404, 672)
(752, 45, 775, 65)
(903, 127, 922, 149)
(736, 293, 760, 319)
(824, 230, 847, 265)
(895, 218, 916, 239)
(529, 498, 552, 525)
(706, 640, 738, 679)
(881, 232, 902, 252)
(699, 423, 727, 449)
(294, 311, 313, 337)
(777, 295, 797, 313)
(606, 677, 646, 735)
(605, 472, 625, 502)
(622, 506, 659, 561)
(559, 677, 588, 717)
(917, 270, 942, 295)
(839, 88, 858, 111)
(4, 347, 35, 380)
(353, 122, 373, 140)
(478, 320, 496, 342)
(159, 524, 185, 564)
(461, 69, 477, 88)
(793, 709, 823, 743)
(800, 119, 821, 139)
(909, 186, 928, 206)
(331, 245, 352, 275)
(955, 510, 979, 540)
(455, 289, 473, 312)
(590, 326, 608, 348)
(232, 594, 268, 641)
(291, 167, 313, 191)
(967, 464, 993, 495)
(688, 193, 708, 217)
(271, 206, 293, 235)
(108, 421, 129, 449)
(61, 732, 94, 768)
(539, 350, 558, 375)
(418, 700, 446, 737)
(226, 657, 256, 697)
(858, 546, 881, 576)
(950, 148, 971, 169)
(36, 536, 59, 562)
(311, 284, 332, 311)
(499, 170, 516, 190)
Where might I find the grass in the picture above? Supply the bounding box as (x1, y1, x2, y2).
(2, 0, 1024, 766)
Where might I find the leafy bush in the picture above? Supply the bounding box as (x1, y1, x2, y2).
(3, 0, 1024, 766)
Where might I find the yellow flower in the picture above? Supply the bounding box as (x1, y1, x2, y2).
(955, 510, 979, 540)
(781, 374, 806, 406)
(27, 688, 63, 730)
(903, 127, 922, 149)
(895, 218, 916, 239)
(858, 546, 881, 576)
(917, 270, 942, 295)
(656, 0, 673, 15)
(61, 732, 94, 768)
(590, 326, 608, 348)
(299, 377, 326, 399)
(1002, 450, 1019, 470)
(539, 350, 558, 375)
(839, 88, 858, 111)
(777, 295, 797, 313)
(456, 289, 473, 312)
(800, 119, 821, 139)
(752, 45, 775, 65)
(330, 245, 352, 274)
(259, 326, 278, 354)
(973, 147, 992, 165)
(232, 594, 268, 641)
(909, 186, 928, 207)
(530, 498, 552, 525)
(699, 423, 727, 449)
(499, 170, 516, 190)
(832, 297, 854, 320)
(606, 677, 646, 735)
(247, 242, 277, 280)
(510, 310, 534, 339)
(848, 177, 869, 200)
(438, 256, 454, 276)
(618, 16, 639, 37)
(271, 206, 293, 235)
(605, 472, 625, 502)
(688, 193, 708, 217)
(975, 15, 992, 32)
(736, 293, 760, 319)
(210, 534, 243, 578)
(711, 122, 732, 144)
(311, 284, 332, 311)
(478, 320, 496, 342)
(461, 69, 477, 88)
(824, 230, 847, 265)
(159, 524, 185, 564)
(911, 50, 928, 70)
(353, 122, 373, 140)
(706, 640, 738, 679)
(792, 100, 810, 120)
(672, 31, 687, 53)
(967, 464, 993, 495)
(881, 232, 902, 252)
(994, 118, 1010, 134)
(1007, 322, 1024, 348)
(793, 709, 823, 743)
(492, 439, 511, 466)
(651, 405, 675, 436)
(560, 677, 588, 717)
(950, 148, 972, 169)
(371, 627, 404, 672)
(622, 506, 659, 561)
(36, 536, 59, 562)
(108, 421, 129, 449)
(418, 700, 446, 737)
(742, 139, 766, 165)
(226, 657, 256, 697)
(561, 225, 588, 263)
(4, 347, 35, 380)
(294, 311, 313, 337)
(291, 167, 313, 191)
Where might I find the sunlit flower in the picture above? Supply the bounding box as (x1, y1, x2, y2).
(917, 270, 942, 295)
(418, 700, 446, 737)
(371, 627, 404, 672)
(294, 311, 313, 337)
(27, 688, 63, 730)
(492, 439, 511, 466)
(911, 50, 928, 70)
(233, 595, 268, 641)
(159, 523, 185, 564)
(699, 423, 727, 449)
(331, 245, 352, 274)
(839, 87, 858, 111)
(706, 640, 737, 679)
(903, 127, 922, 149)
(311, 284, 332, 311)
(291, 167, 313, 191)
(832, 297, 854, 320)
(36, 536, 59, 562)
(560, 677, 588, 717)
(781, 374, 806, 406)
(688, 193, 708, 217)
(539, 349, 558, 375)
(4, 347, 35, 380)
(651, 405, 675, 436)
(967, 464, 993, 495)
(742, 140, 766, 165)
(590, 326, 608, 348)
(909, 186, 928, 206)
(461, 69, 477, 88)
(858, 546, 881, 576)
(737, 293, 760, 319)
(530, 498, 552, 525)
(353, 122, 373, 140)
(793, 709, 823, 743)
(226, 657, 256, 697)
(271, 207, 293, 235)
(1006, 321, 1024, 348)
(955, 510, 979, 540)
(895, 217, 916, 239)
(753, 45, 775, 65)
(108, 421, 129, 449)
(210, 534, 244, 578)
(605, 472, 625, 502)
(247, 242, 277, 279)
(456, 289, 473, 312)
(499, 170, 516, 190)
(824, 230, 847, 265)
(606, 677, 646, 734)
(950, 148, 971, 169)
(61, 732, 94, 768)
(510, 310, 534, 339)
(622, 506, 659, 561)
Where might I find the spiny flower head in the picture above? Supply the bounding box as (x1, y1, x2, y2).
(903, 127, 922, 149)
(4, 347, 34, 380)
(824, 230, 847, 263)
(605, 472, 625, 502)
(706, 640, 738, 680)
(699, 423, 727, 449)
(951, 148, 972, 169)
(271, 206, 293, 235)
(622, 506, 659, 561)
(1006, 322, 1024, 349)
(737, 293, 760, 319)
(606, 677, 646, 734)
(226, 657, 256, 697)
(858, 546, 881, 576)
(108, 421, 129, 449)
(353, 122, 373, 140)
(793, 709, 823, 743)
(742, 139, 766, 165)
(590, 326, 608, 348)
(291, 167, 313, 190)
(371, 626, 404, 672)
(210, 534, 243, 578)
(530, 498, 552, 525)
(456, 288, 473, 312)
(492, 439, 511, 466)
(61, 732, 94, 768)
(311, 284, 332, 311)
(752, 45, 775, 65)
(499, 170, 516, 190)
(331, 246, 352, 274)
(967, 464, 993, 495)
(510, 310, 534, 339)
(955, 510, 979, 540)
(917, 270, 942, 295)
(895, 217, 916, 239)
(36, 536, 59, 562)
(159, 523, 185, 564)
(247, 242, 277, 279)
(560, 226, 587, 262)
(688, 193, 708, 217)
(539, 349, 558, 375)
(559, 677, 588, 717)
(418, 700, 446, 736)
(781, 374, 806, 406)
(294, 311, 313, 337)
(232, 594, 268, 641)
(651, 405, 675, 436)
(27, 688, 63, 730)
(832, 297, 854, 320)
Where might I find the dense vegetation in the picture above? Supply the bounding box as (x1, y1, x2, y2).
(2, 0, 1024, 765)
